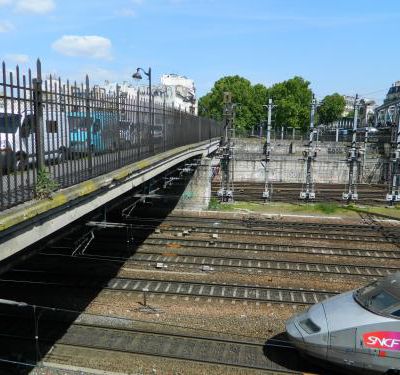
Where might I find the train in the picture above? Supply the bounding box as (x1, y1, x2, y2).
(286, 272, 400, 374)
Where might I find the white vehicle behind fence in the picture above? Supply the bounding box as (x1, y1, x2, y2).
(0, 109, 70, 172)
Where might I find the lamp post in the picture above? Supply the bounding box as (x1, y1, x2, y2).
(132, 67, 153, 154)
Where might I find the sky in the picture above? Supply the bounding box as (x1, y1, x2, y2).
(0, 0, 399, 103)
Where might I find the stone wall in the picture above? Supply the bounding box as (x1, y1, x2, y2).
(233, 138, 386, 184)
(177, 157, 213, 210)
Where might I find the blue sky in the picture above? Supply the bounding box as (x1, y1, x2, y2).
(0, 0, 399, 103)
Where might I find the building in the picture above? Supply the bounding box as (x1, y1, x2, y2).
(342, 95, 356, 117)
(99, 73, 198, 115)
(159, 74, 197, 114)
(384, 81, 400, 104)
(341, 95, 376, 127)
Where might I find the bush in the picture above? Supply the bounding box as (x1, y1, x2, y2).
(35, 168, 59, 199)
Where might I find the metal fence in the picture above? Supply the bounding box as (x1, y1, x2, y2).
(0, 59, 221, 211)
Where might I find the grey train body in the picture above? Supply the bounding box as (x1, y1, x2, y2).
(286, 272, 400, 374)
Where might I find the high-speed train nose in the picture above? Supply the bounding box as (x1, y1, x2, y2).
(285, 316, 304, 343)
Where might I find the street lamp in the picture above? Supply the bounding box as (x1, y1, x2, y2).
(132, 67, 153, 153)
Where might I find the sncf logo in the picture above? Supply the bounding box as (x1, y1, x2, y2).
(363, 332, 400, 351)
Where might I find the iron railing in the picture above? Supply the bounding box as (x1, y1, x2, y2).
(0, 59, 221, 211)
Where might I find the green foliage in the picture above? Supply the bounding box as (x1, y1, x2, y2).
(208, 197, 219, 210)
(198, 75, 268, 133)
(199, 75, 313, 133)
(313, 203, 339, 214)
(35, 168, 59, 199)
(268, 76, 313, 132)
(317, 93, 346, 125)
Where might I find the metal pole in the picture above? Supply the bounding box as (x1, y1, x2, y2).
(85, 75, 92, 176)
(33, 60, 45, 171)
(116, 84, 121, 167)
(362, 103, 369, 182)
(148, 67, 153, 154)
(137, 90, 141, 159)
(217, 92, 234, 202)
(300, 95, 317, 200)
(262, 98, 273, 201)
(163, 92, 167, 152)
(387, 103, 400, 204)
(33, 305, 40, 363)
(343, 94, 359, 202)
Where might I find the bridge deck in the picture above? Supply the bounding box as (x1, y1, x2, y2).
(0, 139, 219, 262)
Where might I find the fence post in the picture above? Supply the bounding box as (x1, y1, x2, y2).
(137, 91, 141, 159)
(163, 98, 166, 152)
(85, 75, 93, 177)
(116, 84, 121, 167)
(33, 59, 45, 171)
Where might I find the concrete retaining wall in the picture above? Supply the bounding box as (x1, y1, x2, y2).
(177, 157, 213, 210)
(233, 138, 385, 184)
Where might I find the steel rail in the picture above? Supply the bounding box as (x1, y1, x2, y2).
(127, 251, 395, 278)
(0, 276, 337, 305)
(141, 237, 400, 259)
(156, 225, 398, 241)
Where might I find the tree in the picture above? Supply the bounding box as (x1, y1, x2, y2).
(267, 76, 313, 132)
(198, 76, 268, 133)
(199, 75, 314, 133)
(317, 93, 346, 125)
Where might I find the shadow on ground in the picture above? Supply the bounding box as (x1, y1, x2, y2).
(0, 158, 197, 374)
(264, 332, 344, 375)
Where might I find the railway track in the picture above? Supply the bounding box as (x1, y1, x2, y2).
(128, 251, 394, 278)
(154, 225, 399, 242)
(210, 182, 388, 204)
(0, 275, 337, 305)
(141, 237, 400, 259)
(131, 215, 400, 232)
(57, 323, 298, 373)
(143, 235, 400, 263)
(0, 313, 300, 374)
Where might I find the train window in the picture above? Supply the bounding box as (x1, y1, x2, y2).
(391, 309, 400, 318)
(69, 117, 87, 130)
(355, 281, 378, 299)
(299, 318, 320, 334)
(368, 291, 398, 312)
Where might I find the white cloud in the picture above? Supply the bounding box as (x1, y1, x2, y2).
(0, 0, 11, 6)
(5, 54, 29, 64)
(82, 67, 119, 84)
(0, 21, 14, 33)
(52, 35, 112, 60)
(15, 0, 55, 14)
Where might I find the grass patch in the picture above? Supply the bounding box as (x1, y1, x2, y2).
(296, 203, 342, 214)
(207, 198, 400, 221)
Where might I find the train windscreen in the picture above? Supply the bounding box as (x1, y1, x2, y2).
(354, 275, 400, 318)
